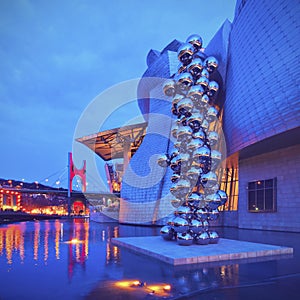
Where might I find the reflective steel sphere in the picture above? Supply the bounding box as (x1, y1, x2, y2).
(187, 138, 205, 152)
(202, 220, 209, 231)
(167, 216, 175, 227)
(171, 123, 178, 139)
(196, 76, 209, 89)
(172, 94, 184, 106)
(171, 199, 184, 208)
(201, 68, 210, 78)
(186, 34, 203, 51)
(177, 43, 195, 66)
(170, 149, 179, 160)
(205, 193, 221, 209)
(177, 152, 191, 170)
(209, 231, 219, 244)
(187, 113, 204, 130)
(187, 58, 203, 79)
(201, 119, 209, 131)
(204, 56, 218, 73)
(177, 232, 194, 246)
(208, 131, 219, 146)
(173, 216, 189, 233)
(178, 114, 187, 126)
(170, 156, 180, 172)
(187, 86, 205, 106)
(201, 94, 210, 105)
(170, 179, 191, 198)
(201, 171, 217, 188)
(208, 183, 220, 193)
(208, 208, 220, 221)
(187, 192, 201, 202)
(177, 62, 187, 74)
(176, 205, 192, 215)
(171, 104, 178, 116)
(177, 97, 194, 116)
(192, 128, 206, 141)
(206, 106, 219, 122)
(193, 145, 211, 160)
(197, 208, 209, 221)
(207, 81, 219, 97)
(163, 79, 176, 97)
(217, 189, 228, 205)
(157, 154, 169, 167)
(211, 150, 221, 169)
(195, 231, 210, 245)
(186, 166, 201, 184)
(190, 219, 203, 234)
(173, 140, 182, 150)
(176, 72, 194, 93)
(174, 140, 188, 153)
(160, 225, 175, 240)
(176, 125, 193, 142)
(171, 173, 180, 183)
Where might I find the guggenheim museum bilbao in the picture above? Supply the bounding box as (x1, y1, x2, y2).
(80, 0, 300, 232)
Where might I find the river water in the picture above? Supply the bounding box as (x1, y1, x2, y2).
(0, 219, 300, 300)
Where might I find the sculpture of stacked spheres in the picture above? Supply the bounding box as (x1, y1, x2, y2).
(157, 34, 228, 246)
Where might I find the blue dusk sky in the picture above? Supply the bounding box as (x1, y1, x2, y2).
(0, 0, 236, 190)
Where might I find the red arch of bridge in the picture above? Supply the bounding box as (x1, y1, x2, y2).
(68, 152, 86, 194)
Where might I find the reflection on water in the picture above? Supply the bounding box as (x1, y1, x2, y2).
(0, 220, 299, 300)
(0, 219, 93, 274)
(0, 219, 92, 277)
(0, 223, 26, 264)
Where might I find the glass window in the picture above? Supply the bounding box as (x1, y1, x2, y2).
(248, 178, 277, 212)
(219, 167, 239, 211)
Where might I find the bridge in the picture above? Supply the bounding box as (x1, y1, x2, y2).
(0, 186, 120, 216)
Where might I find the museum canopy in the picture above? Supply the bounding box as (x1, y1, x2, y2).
(76, 122, 148, 161)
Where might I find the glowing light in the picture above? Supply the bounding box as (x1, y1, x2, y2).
(115, 280, 142, 289)
(114, 280, 172, 296)
(64, 238, 84, 244)
(163, 285, 171, 291)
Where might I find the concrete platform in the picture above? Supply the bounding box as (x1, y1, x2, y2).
(112, 236, 293, 265)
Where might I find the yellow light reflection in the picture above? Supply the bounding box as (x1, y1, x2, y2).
(5, 228, 13, 264)
(54, 220, 60, 259)
(44, 221, 50, 262)
(0, 224, 25, 264)
(64, 238, 84, 244)
(114, 280, 172, 297)
(33, 222, 40, 260)
(19, 229, 25, 262)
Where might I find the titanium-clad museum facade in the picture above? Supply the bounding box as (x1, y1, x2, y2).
(119, 0, 300, 231)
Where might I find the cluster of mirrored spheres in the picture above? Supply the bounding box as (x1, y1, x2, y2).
(157, 34, 228, 246)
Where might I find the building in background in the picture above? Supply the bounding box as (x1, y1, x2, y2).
(78, 0, 300, 231)
(120, 0, 300, 231)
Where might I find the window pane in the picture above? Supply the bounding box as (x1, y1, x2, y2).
(256, 181, 264, 189)
(265, 179, 273, 188)
(265, 189, 274, 210)
(248, 191, 256, 210)
(248, 182, 255, 190)
(257, 190, 264, 210)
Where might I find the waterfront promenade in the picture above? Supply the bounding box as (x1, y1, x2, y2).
(0, 211, 62, 224)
